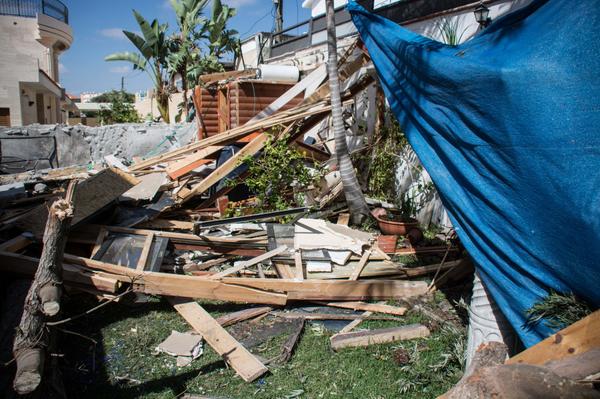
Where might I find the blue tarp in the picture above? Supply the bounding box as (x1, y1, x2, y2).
(349, 0, 600, 346)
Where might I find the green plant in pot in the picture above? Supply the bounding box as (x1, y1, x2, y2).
(374, 192, 422, 241)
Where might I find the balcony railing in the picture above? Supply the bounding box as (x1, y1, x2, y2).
(0, 0, 68, 24)
(268, 0, 477, 58)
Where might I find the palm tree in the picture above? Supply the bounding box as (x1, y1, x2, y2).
(325, 0, 370, 224)
(105, 11, 171, 123)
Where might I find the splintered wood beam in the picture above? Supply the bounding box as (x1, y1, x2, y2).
(60, 254, 429, 303)
(0, 252, 120, 293)
(215, 306, 273, 327)
(506, 310, 600, 366)
(330, 324, 430, 351)
(274, 262, 295, 279)
(209, 245, 288, 279)
(165, 145, 223, 180)
(315, 301, 407, 316)
(348, 248, 371, 281)
(168, 297, 268, 382)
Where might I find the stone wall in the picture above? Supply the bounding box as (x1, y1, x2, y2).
(0, 122, 197, 174)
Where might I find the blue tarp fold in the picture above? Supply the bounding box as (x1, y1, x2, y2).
(348, 0, 600, 346)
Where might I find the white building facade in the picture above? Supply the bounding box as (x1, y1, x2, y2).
(0, 0, 74, 127)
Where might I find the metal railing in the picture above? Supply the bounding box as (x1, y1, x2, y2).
(0, 0, 68, 23)
(268, 0, 477, 58)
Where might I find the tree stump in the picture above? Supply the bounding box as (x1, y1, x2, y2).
(12, 185, 75, 395)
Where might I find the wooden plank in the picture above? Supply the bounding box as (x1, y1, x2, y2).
(61, 253, 428, 303)
(215, 306, 273, 327)
(0, 234, 33, 252)
(178, 133, 271, 202)
(317, 301, 407, 316)
(221, 278, 429, 301)
(136, 232, 154, 271)
(165, 145, 223, 180)
(330, 324, 430, 351)
(136, 219, 194, 231)
(348, 249, 372, 281)
(0, 251, 120, 293)
(168, 297, 268, 382)
(63, 253, 288, 305)
(506, 310, 600, 366)
(120, 172, 165, 201)
(294, 250, 304, 281)
(183, 257, 229, 273)
(209, 245, 288, 279)
(274, 262, 295, 279)
(247, 64, 327, 123)
(15, 168, 138, 238)
(336, 213, 350, 226)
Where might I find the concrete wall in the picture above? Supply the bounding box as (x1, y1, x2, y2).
(134, 92, 186, 123)
(0, 122, 197, 173)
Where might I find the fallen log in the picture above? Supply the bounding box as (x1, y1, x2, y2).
(12, 185, 75, 394)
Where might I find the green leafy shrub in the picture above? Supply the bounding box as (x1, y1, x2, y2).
(240, 132, 321, 212)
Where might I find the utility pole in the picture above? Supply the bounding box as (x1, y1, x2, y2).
(120, 76, 124, 92)
(274, 0, 283, 42)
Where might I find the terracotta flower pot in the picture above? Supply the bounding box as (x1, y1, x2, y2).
(372, 209, 421, 238)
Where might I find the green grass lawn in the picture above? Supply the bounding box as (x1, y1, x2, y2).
(59, 291, 466, 399)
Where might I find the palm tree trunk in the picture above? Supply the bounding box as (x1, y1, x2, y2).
(325, 0, 370, 224)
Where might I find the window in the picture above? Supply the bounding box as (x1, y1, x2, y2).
(0, 108, 10, 127)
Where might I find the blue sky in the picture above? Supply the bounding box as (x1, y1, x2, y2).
(60, 0, 311, 95)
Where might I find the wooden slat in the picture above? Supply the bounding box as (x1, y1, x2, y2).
(136, 232, 154, 271)
(317, 301, 407, 316)
(199, 69, 257, 85)
(506, 310, 600, 366)
(168, 297, 268, 382)
(294, 250, 304, 281)
(91, 227, 108, 258)
(330, 324, 430, 351)
(177, 133, 271, 202)
(348, 249, 371, 281)
(0, 234, 33, 252)
(165, 145, 223, 180)
(215, 306, 273, 327)
(209, 245, 288, 279)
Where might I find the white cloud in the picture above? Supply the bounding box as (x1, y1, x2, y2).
(109, 66, 131, 74)
(222, 0, 257, 8)
(100, 28, 126, 40)
(59, 63, 68, 74)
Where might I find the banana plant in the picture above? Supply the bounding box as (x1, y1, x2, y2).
(167, 0, 210, 119)
(105, 10, 172, 123)
(205, 0, 239, 60)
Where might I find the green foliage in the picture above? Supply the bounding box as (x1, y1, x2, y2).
(360, 116, 408, 202)
(526, 290, 594, 330)
(91, 90, 135, 103)
(98, 92, 141, 124)
(437, 18, 468, 46)
(105, 10, 172, 122)
(241, 132, 319, 212)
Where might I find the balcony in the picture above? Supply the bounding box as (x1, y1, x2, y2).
(0, 0, 68, 23)
(268, 0, 478, 58)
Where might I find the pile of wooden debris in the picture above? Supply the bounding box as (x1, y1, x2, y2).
(0, 43, 470, 393)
